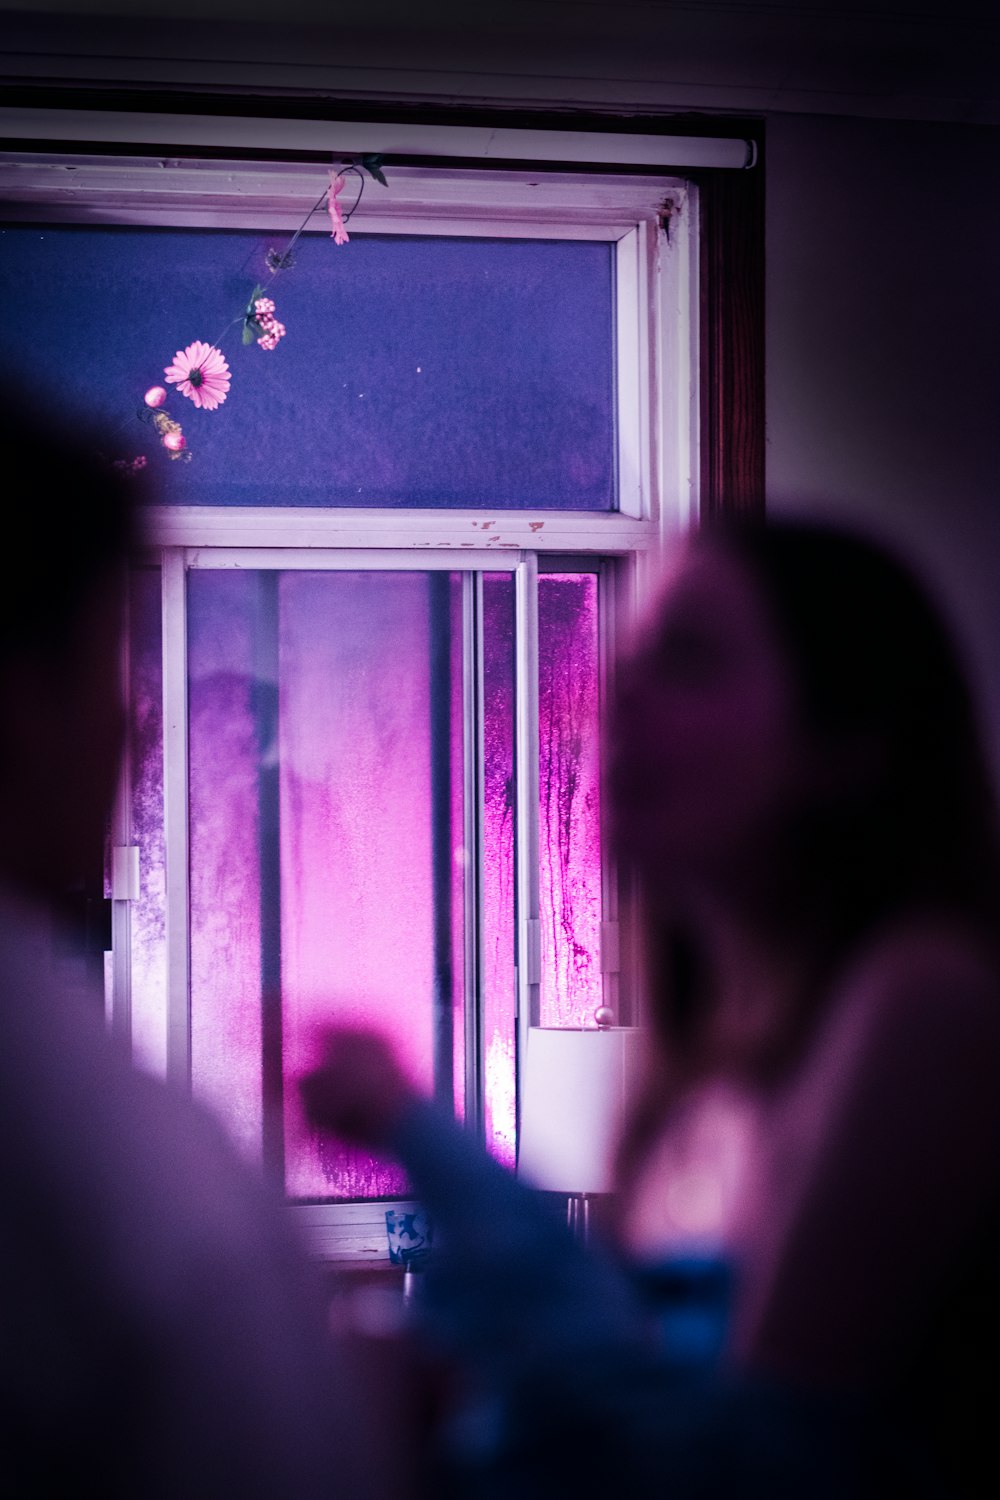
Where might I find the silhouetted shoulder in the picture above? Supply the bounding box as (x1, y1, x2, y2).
(834, 915, 1000, 1076)
(737, 913, 1000, 1390)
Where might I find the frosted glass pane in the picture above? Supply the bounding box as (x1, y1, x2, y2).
(124, 561, 605, 1195)
(0, 225, 616, 510)
(188, 572, 265, 1164)
(538, 574, 604, 1027)
(186, 570, 465, 1200)
(279, 572, 465, 1199)
(127, 565, 167, 1076)
(482, 575, 517, 1167)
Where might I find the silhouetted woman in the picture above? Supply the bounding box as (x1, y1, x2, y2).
(303, 518, 1000, 1499)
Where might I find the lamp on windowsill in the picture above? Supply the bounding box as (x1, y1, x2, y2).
(517, 1013, 643, 1242)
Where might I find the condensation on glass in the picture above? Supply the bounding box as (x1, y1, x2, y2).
(186, 570, 465, 1200)
(123, 564, 605, 1199)
(480, 571, 605, 1165)
(481, 575, 517, 1167)
(538, 574, 604, 1028)
(127, 564, 167, 1077)
(0, 226, 616, 510)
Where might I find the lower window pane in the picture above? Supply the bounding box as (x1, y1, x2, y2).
(482, 574, 517, 1166)
(125, 561, 606, 1203)
(538, 573, 604, 1028)
(128, 564, 167, 1077)
(187, 569, 465, 1200)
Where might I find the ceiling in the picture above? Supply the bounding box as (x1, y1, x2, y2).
(1, 1, 998, 125)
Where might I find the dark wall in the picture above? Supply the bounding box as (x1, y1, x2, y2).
(766, 112, 1000, 768)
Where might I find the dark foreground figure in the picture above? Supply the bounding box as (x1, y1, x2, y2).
(304, 517, 1000, 1499)
(0, 386, 371, 1498)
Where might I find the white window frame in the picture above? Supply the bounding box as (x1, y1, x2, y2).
(3, 139, 704, 1261)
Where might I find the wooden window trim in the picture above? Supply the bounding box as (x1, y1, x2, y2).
(694, 130, 767, 525)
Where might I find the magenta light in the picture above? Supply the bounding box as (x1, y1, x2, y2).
(130, 565, 604, 1199)
(482, 574, 517, 1166)
(538, 574, 603, 1028)
(186, 570, 466, 1199)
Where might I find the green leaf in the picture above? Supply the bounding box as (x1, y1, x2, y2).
(361, 154, 388, 187)
(242, 323, 256, 345)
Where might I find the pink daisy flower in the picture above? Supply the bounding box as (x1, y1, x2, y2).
(164, 340, 231, 410)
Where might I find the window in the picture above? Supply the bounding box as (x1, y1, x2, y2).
(0, 121, 762, 1257)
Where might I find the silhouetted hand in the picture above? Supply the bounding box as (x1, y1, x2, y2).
(299, 1026, 416, 1149)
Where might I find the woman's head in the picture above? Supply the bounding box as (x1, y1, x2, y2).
(609, 517, 1000, 946)
(610, 536, 809, 889)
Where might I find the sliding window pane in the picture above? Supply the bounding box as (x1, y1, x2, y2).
(127, 565, 167, 1076)
(187, 569, 465, 1200)
(188, 571, 265, 1165)
(481, 574, 517, 1167)
(538, 573, 604, 1028)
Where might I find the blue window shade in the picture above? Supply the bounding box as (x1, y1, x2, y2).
(1, 225, 617, 509)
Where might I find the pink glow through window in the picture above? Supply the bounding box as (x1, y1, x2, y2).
(538, 573, 604, 1028)
(481, 575, 517, 1166)
(124, 564, 605, 1200)
(187, 570, 465, 1200)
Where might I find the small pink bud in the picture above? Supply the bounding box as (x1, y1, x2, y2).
(144, 386, 168, 408)
(162, 430, 186, 452)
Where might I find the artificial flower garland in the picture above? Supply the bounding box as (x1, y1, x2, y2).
(121, 157, 385, 466)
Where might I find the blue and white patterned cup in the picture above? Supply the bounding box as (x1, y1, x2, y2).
(385, 1207, 434, 1268)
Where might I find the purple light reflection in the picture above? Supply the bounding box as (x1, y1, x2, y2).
(280, 572, 464, 1200)
(185, 570, 466, 1196)
(482, 575, 517, 1166)
(128, 564, 603, 1196)
(479, 571, 604, 1164)
(448, 578, 466, 1128)
(538, 573, 604, 1028)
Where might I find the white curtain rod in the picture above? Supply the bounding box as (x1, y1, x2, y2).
(0, 109, 756, 170)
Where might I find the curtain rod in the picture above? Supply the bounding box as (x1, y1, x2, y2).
(0, 108, 756, 169)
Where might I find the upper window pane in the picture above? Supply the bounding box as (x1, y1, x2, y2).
(1, 225, 616, 509)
